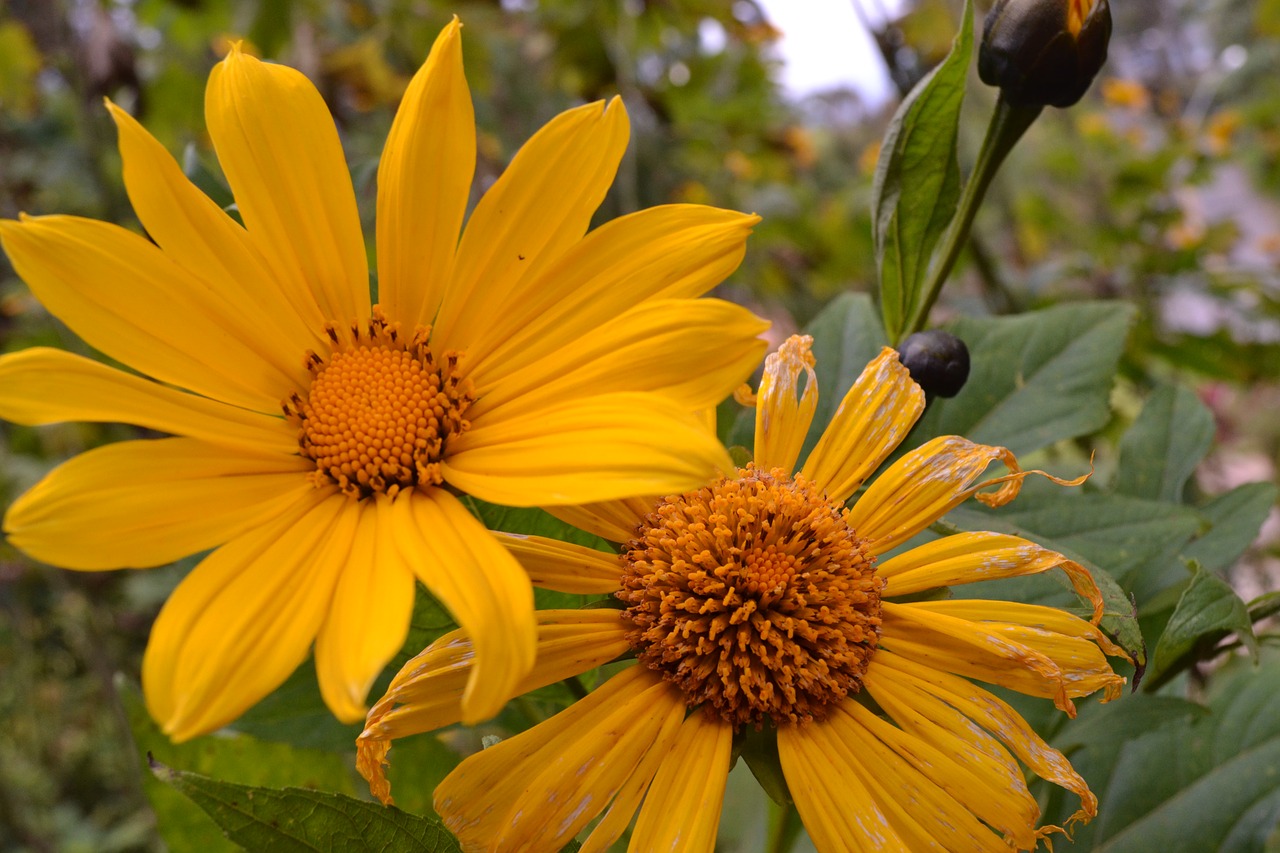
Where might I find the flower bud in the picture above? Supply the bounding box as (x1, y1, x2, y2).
(898, 330, 970, 398)
(979, 0, 1112, 108)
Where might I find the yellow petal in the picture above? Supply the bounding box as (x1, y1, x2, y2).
(866, 652, 1098, 830)
(446, 392, 730, 506)
(497, 532, 623, 594)
(543, 497, 653, 543)
(0, 216, 297, 411)
(390, 488, 536, 723)
(837, 699, 1039, 850)
(630, 711, 733, 853)
(911, 599, 1129, 683)
(142, 489, 349, 741)
(107, 99, 326, 361)
(778, 722, 911, 852)
(579, 701, 685, 853)
(463, 205, 760, 382)
(801, 347, 924, 503)
(816, 703, 1013, 852)
(434, 666, 685, 853)
(845, 436, 1021, 555)
(879, 531, 1107, 624)
(467, 298, 769, 418)
(432, 98, 629, 352)
(753, 334, 818, 474)
(314, 496, 416, 722)
(358, 609, 630, 806)
(375, 18, 474, 328)
(0, 348, 297, 454)
(4, 437, 312, 570)
(206, 46, 369, 325)
(862, 661, 1035, 820)
(881, 601, 1098, 715)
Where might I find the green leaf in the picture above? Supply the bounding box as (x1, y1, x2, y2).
(150, 757, 461, 852)
(1249, 590, 1280, 623)
(1145, 562, 1259, 690)
(1181, 482, 1278, 572)
(947, 480, 1203, 657)
(122, 681, 357, 853)
(461, 498, 615, 553)
(1115, 383, 1215, 503)
(1049, 651, 1280, 852)
(951, 482, 1200, 595)
(907, 301, 1136, 456)
(230, 660, 361, 752)
(1052, 694, 1210, 754)
(871, 0, 973, 341)
(1033, 694, 1209, 841)
(901, 300, 1131, 455)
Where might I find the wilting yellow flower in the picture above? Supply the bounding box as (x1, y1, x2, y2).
(1203, 108, 1243, 157)
(1100, 77, 1150, 111)
(359, 336, 1129, 852)
(0, 19, 768, 741)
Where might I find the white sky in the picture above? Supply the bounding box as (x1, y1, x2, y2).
(755, 0, 905, 104)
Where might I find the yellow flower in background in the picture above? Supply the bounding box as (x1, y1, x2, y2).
(0, 18, 768, 741)
(359, 336, 1129, 852)
(1100, 77, 1150, 111)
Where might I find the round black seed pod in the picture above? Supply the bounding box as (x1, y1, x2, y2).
(898, 330, 971, 398)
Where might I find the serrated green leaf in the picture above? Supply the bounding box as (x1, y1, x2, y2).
(1050, 651, 1280, 852)
(872, 0, 973, 341)
(1182, 482, 1278, 572)
(1052, 694, 1210, 754)
(947, 480, 1208, 661)
(949, 480, 1200, 601)
(151, 758, 461, 852)
(122, 682, 357, 853)
(1033, 693, 1208, 842)
(1145, 563, 1259, 690)
(1115, 383, 1215, 503)
(906, 302, 1136, 456)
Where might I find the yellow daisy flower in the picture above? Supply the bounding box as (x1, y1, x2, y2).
(358, 336, 1130, 852)
(0, 19, 769, 741)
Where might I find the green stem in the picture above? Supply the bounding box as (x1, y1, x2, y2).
(900, 96, 1043, 341)
(766, 801, 802, 853)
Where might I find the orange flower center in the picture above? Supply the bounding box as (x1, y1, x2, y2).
(285, 310, 473, 499)
(617, 465, 883, 729)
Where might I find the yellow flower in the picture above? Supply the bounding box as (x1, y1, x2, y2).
(359, 336, 1129, 852)
(0, 19, 769, 741)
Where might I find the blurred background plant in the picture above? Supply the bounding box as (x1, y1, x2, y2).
(1, 0, 1278, 850)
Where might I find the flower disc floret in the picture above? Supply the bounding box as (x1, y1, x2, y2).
(618, 465, 883, 729)
(285, 311, 474, 499)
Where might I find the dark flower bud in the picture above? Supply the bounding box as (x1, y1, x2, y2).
(898, 330, 971, 398)
(979, 0, 1112, 108)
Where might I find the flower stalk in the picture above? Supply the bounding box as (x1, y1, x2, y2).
(901, 95, 1042, 340)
